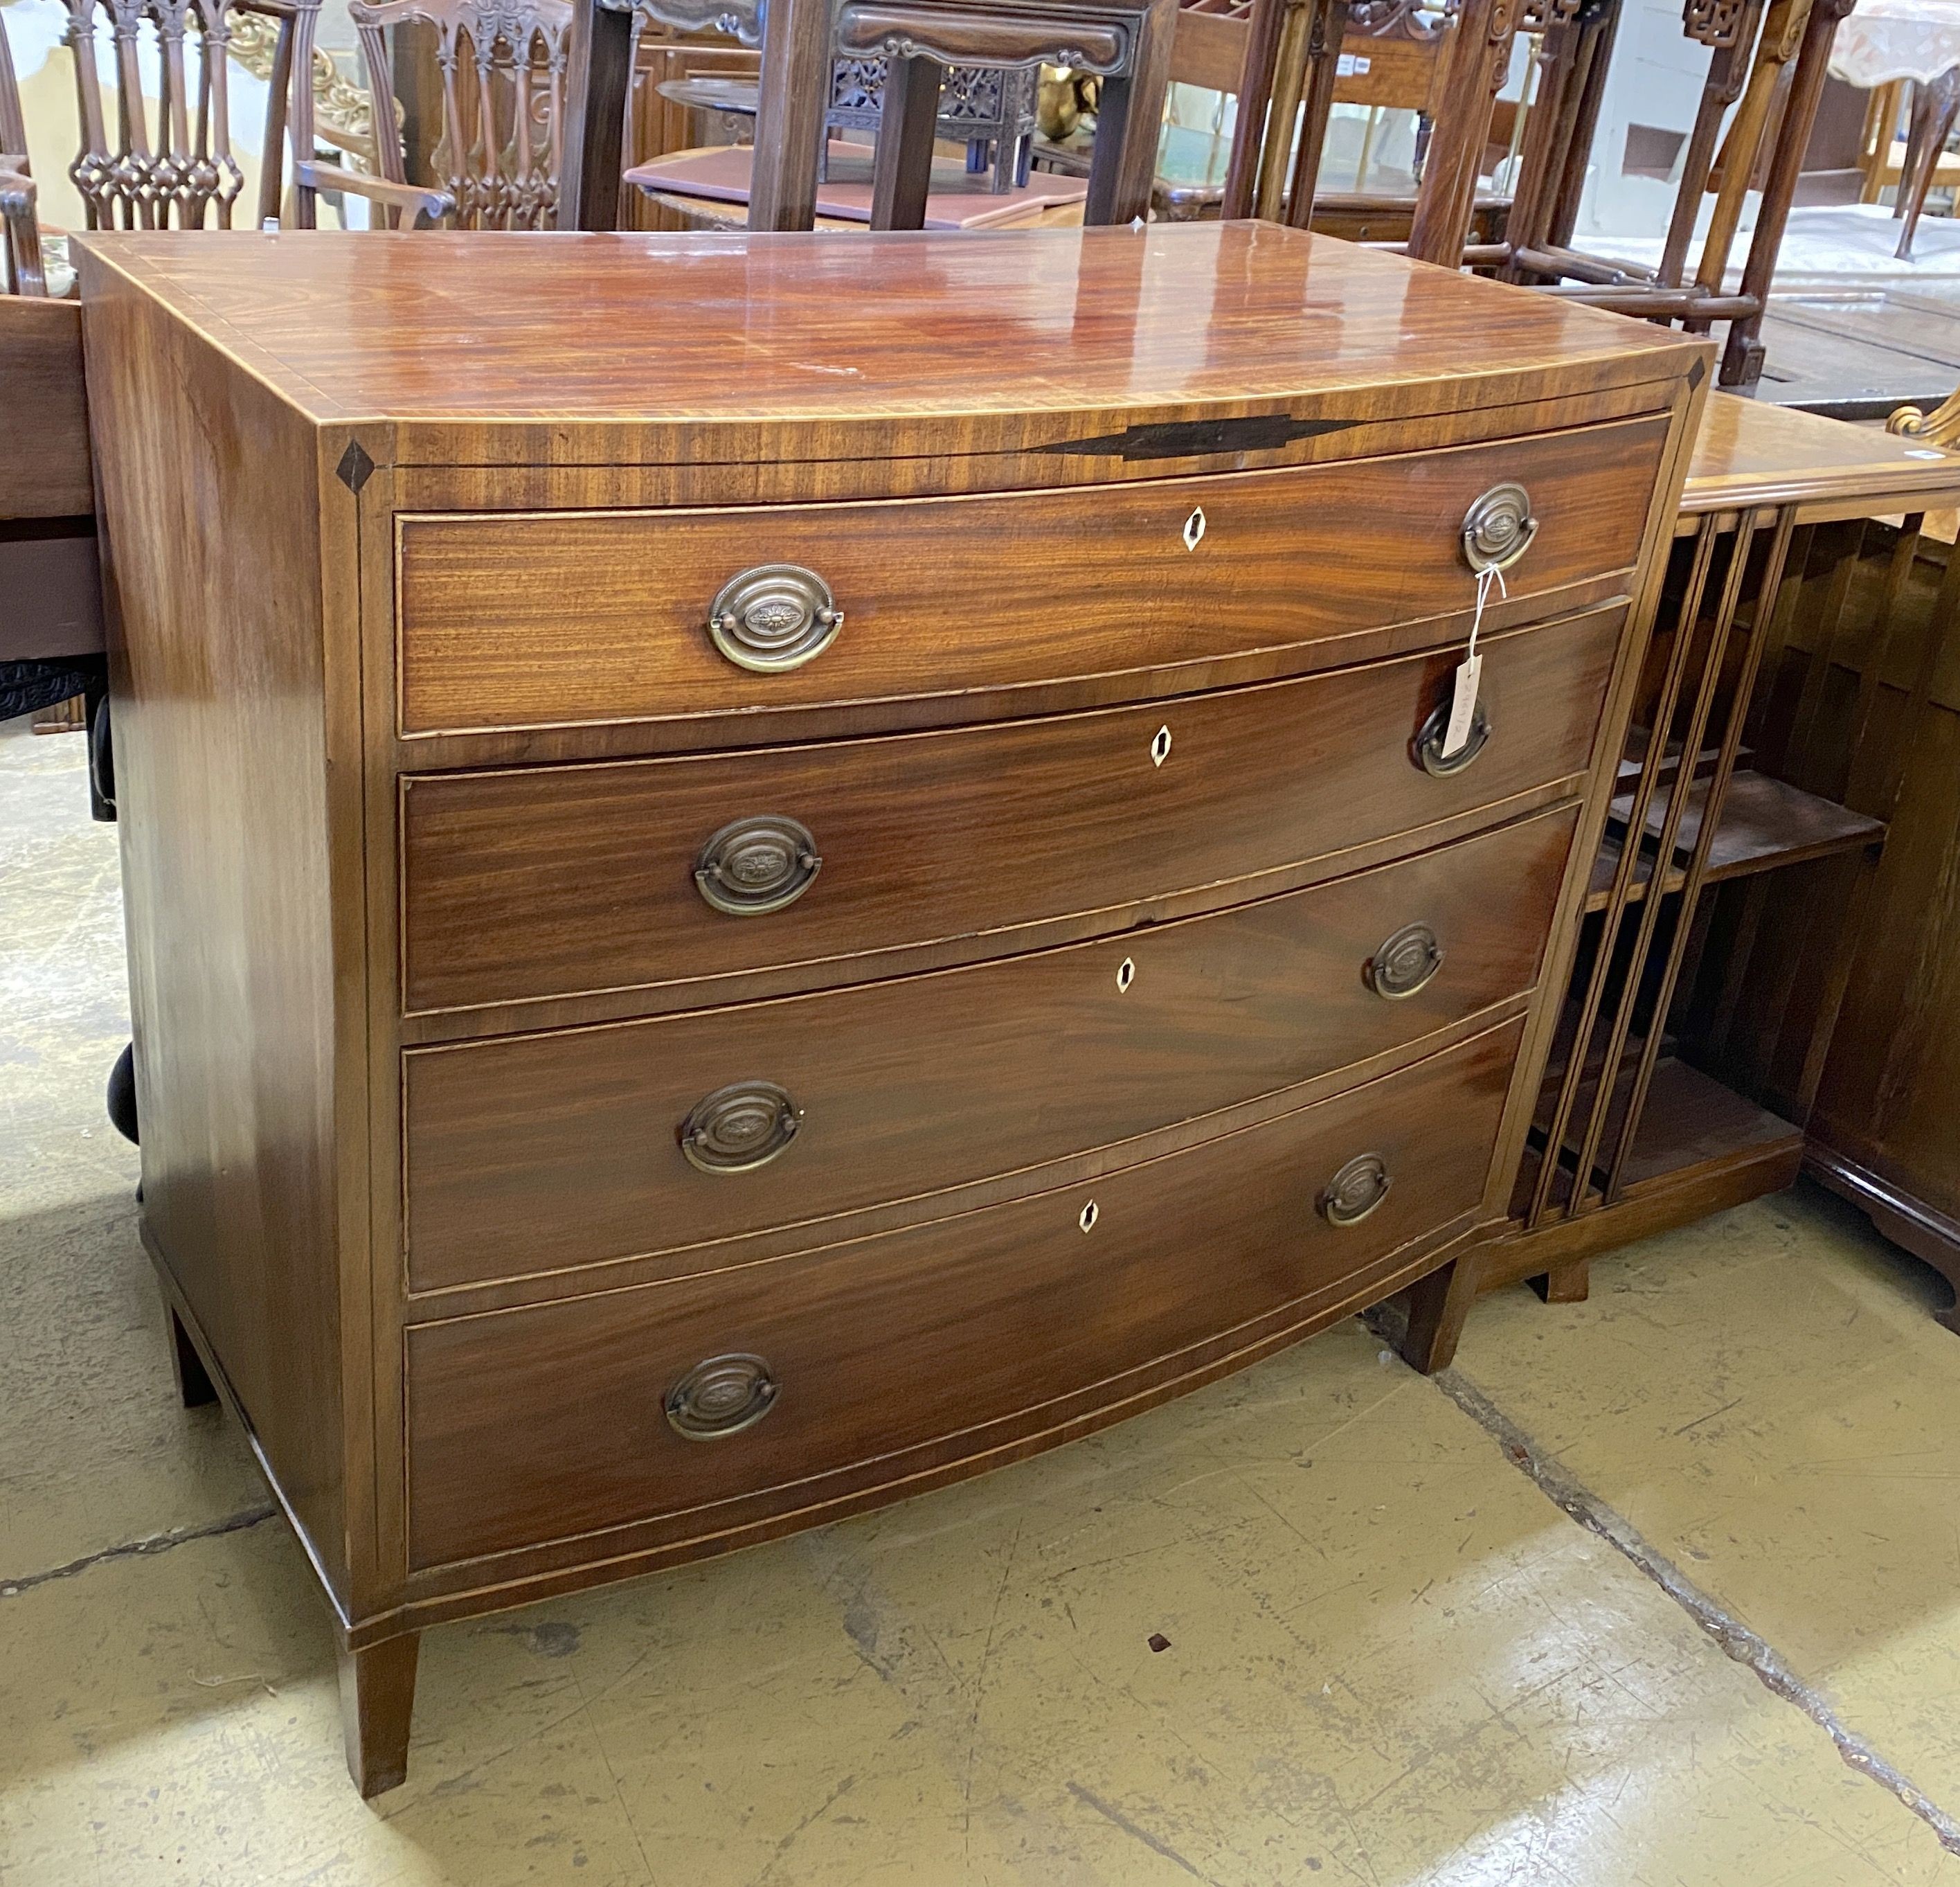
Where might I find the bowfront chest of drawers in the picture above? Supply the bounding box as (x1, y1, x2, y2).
(78, 224, 1707, 1794)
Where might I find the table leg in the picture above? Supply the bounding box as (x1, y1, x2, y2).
(1897, 67, 1960, 260)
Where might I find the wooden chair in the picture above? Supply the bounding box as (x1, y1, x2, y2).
(1219, 0, 1451, 225)
(1, 6, 43, 292)
(54, 0, 321, 230)
(559, 0, 1178, 231)
(324, 0, 576, 227)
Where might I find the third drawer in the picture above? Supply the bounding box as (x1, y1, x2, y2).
(403, 805, 1577, 1294)
(400, 602, 1622, 1018)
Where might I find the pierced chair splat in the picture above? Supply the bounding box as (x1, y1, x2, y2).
(333, 0, 575, 226)
(58, 0, 321, 229)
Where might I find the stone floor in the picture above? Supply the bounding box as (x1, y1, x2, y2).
(4, 715, 1960, 1886)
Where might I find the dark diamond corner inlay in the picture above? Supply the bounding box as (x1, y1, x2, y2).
(335, 439, 377, 493)
(1687, 356, 1707, 393)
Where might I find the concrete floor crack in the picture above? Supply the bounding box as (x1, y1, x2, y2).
(1425, 1354, 1960, 1859)
(0, 1502, 278, 1598)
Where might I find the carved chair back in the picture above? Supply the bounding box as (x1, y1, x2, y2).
(1, 9, 44, 289)
(53, 0, 319, 229)
(351, 0, 573, 226)
(561, 0, 1176, 231)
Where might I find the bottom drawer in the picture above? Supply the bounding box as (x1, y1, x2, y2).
(406, 1017, 1525, 1571)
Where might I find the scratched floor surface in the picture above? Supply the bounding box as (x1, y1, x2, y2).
(3, 716, 1959, 1887)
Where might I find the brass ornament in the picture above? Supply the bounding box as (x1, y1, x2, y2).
(1320, 1154, 1392, 1226)
(1460, 481, 1538, 574)
(1367, 922, 1444, 999)
(694, 814, 822, 917)
(1414, 698, 1491, 776)
(680, 1080, 803, 1174)
(707, 564, 843, 672)
(665, 1354, 780, 1440)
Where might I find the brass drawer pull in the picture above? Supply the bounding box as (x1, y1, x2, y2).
(1367, 922, 1444, 1000)
(665, 1353, 779, 1440)
(707, 564, 843, 672)
(1414, 697, 1491, 777)
(1462, 481, 1536, 575)
(1320, 1153, 1392, 1226)
(694, 814, 822, 916)
(680, 1080, 803, 1174)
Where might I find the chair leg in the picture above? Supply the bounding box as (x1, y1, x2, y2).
(1083, 0, 1176, 225)
(169, 1307, 218, 1408)
(339, 1635, 422, 1798)
(558, 0, 635, 231)
(870, 55, 942, 231)
(1399, 1255, 1480, 1375)
(750, 0, 830, 231)
(1898, 78, 1960, 260)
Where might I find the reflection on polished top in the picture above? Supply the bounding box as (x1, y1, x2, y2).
(78, 223, 1702, 434)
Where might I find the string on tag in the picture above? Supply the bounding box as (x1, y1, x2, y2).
(1471, 562, 1505, 663)
(1441, 562, 1506, 760)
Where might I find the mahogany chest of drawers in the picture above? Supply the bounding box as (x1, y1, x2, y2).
(77, 224, 1707, 1794)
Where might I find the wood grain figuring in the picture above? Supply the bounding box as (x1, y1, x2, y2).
(399, 605, 1624, 1017)
(73, 226, 1705, 466)
(404, 1019, 1523, 1571)
(402, 805, 1577, 1292)
(0, 296, 91, 518)
(395, 418, 1664, 735)
(78, 251, 352, 1601)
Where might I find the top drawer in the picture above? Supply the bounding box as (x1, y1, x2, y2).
(394, 417, 1667, 737)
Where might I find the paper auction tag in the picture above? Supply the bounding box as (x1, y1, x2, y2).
(1442, 565, 1504, 758)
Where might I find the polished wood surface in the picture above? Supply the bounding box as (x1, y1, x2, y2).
(79, 225, 1705, 445)
(405, 1018, 1525, 1571)
(77, 224, 1702, 1789)
(1684, 392, 1960, 522)
(399, 605, 1624, 1018)
(81, 243, 354, 1609)
(404, 807, 1576, 1294)
(396, 418, 1664, 735)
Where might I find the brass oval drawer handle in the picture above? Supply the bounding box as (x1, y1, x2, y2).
(1414, 697, 1491, 777)
(1317, 1152, 1395, 1222)
(694, 814, 822, 917)
(680, 1080, 803, 1174)
(1462, 481, 1537, 575)
(1320, 1153, 1392, 1227)
(707, 564, 843, 672)
(1367, 922, 1444, 1000)
(665, 1352, 779, 1440)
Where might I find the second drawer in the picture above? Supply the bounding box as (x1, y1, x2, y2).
(400, 603, 1621, 1017)
(403, 806, 1576, 1293)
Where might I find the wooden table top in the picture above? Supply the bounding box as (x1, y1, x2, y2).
(1684, 391, 1960, 521)
(75, 223, 1702, 442)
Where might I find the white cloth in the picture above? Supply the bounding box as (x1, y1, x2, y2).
(1831, 0, 1960, 88)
